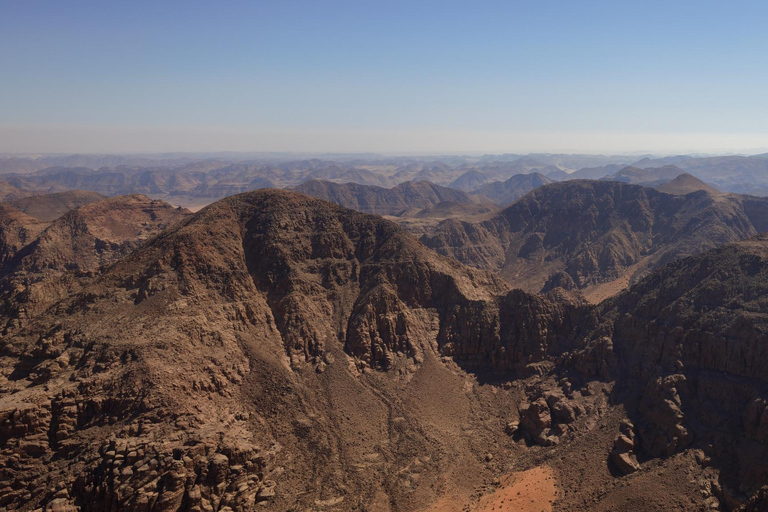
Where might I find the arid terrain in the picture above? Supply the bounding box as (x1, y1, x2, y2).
(1, 154, 768, 511)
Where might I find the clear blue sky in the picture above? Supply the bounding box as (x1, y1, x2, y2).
(1, 0, 767, 153)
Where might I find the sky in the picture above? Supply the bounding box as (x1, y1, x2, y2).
(1, 0, 768, 154)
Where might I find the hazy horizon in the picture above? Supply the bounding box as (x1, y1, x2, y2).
(3, 1, 767, 154)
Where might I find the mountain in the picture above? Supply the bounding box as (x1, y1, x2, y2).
(178, 177, 277, 199)
(448, 169, 491, 191)
(0, 195, 191, 330)
(421, 180, 766, 298)
(629, 155, 694, 168)
(544, 169, 570, 180)
(3, 188, 768, 510)
(1, 189, 559, 511)
(601, 165, 685, 185)
(0, 181, 33, 202)
(305, 165, 390, 187)
(391, 162, 453, 184)
(559, 235, 768, 505)
(472, 157, 562, 181)
(564, 164, 625, 180)
(292, 179, 476, 216)
(6, 152, 768, 207)
(626, 155, 768, 195)
(654, 173, 721, 195)
(7, 190, 107, 222)
(472, 172, 553, 207)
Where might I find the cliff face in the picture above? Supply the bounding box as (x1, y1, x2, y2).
(422, 180, 763, 295)
(557, 235, 768, 503)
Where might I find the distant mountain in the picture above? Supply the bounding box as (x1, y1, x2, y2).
(624, 155, 768, 194)
(654, 173, 720, 195)
(448, 169, 491, 191)
(544, 169, 570, 180)
(391, 162, 453, 184)
(472, 172, 553, 207)
(629, 155, 694, 168)
(177, 177, 277, 199)
(565, 164, 625, 180)
(422, 180, 767, 296)
(480, 153, 636, 170)
(0, 181, 32, 202)
(472, 157, 562, 181)
(305, 165, 390, 187)
(292, 179, 475, 216)
(6, 152, 768, 212)
(8, 190, 106, 222)
(600, 165, 685, 185)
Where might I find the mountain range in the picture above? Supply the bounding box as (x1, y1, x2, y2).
(2, 157, 768, 511)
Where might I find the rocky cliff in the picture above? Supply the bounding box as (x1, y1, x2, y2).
(550, 234, 768, 507)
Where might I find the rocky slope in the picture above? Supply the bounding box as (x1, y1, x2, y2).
(554, 234, 768, 508)
(7, 190, 107, 222)
(421, 180, 766, 295)
(0, 204, 45, 271)
(0, 195, 191, 330)
(293, 179, 477, 216)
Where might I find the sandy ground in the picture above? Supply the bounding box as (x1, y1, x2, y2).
(427, 466, 556, 512)
(582, 256, 655, 304)
(582, 274, 631, 304)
